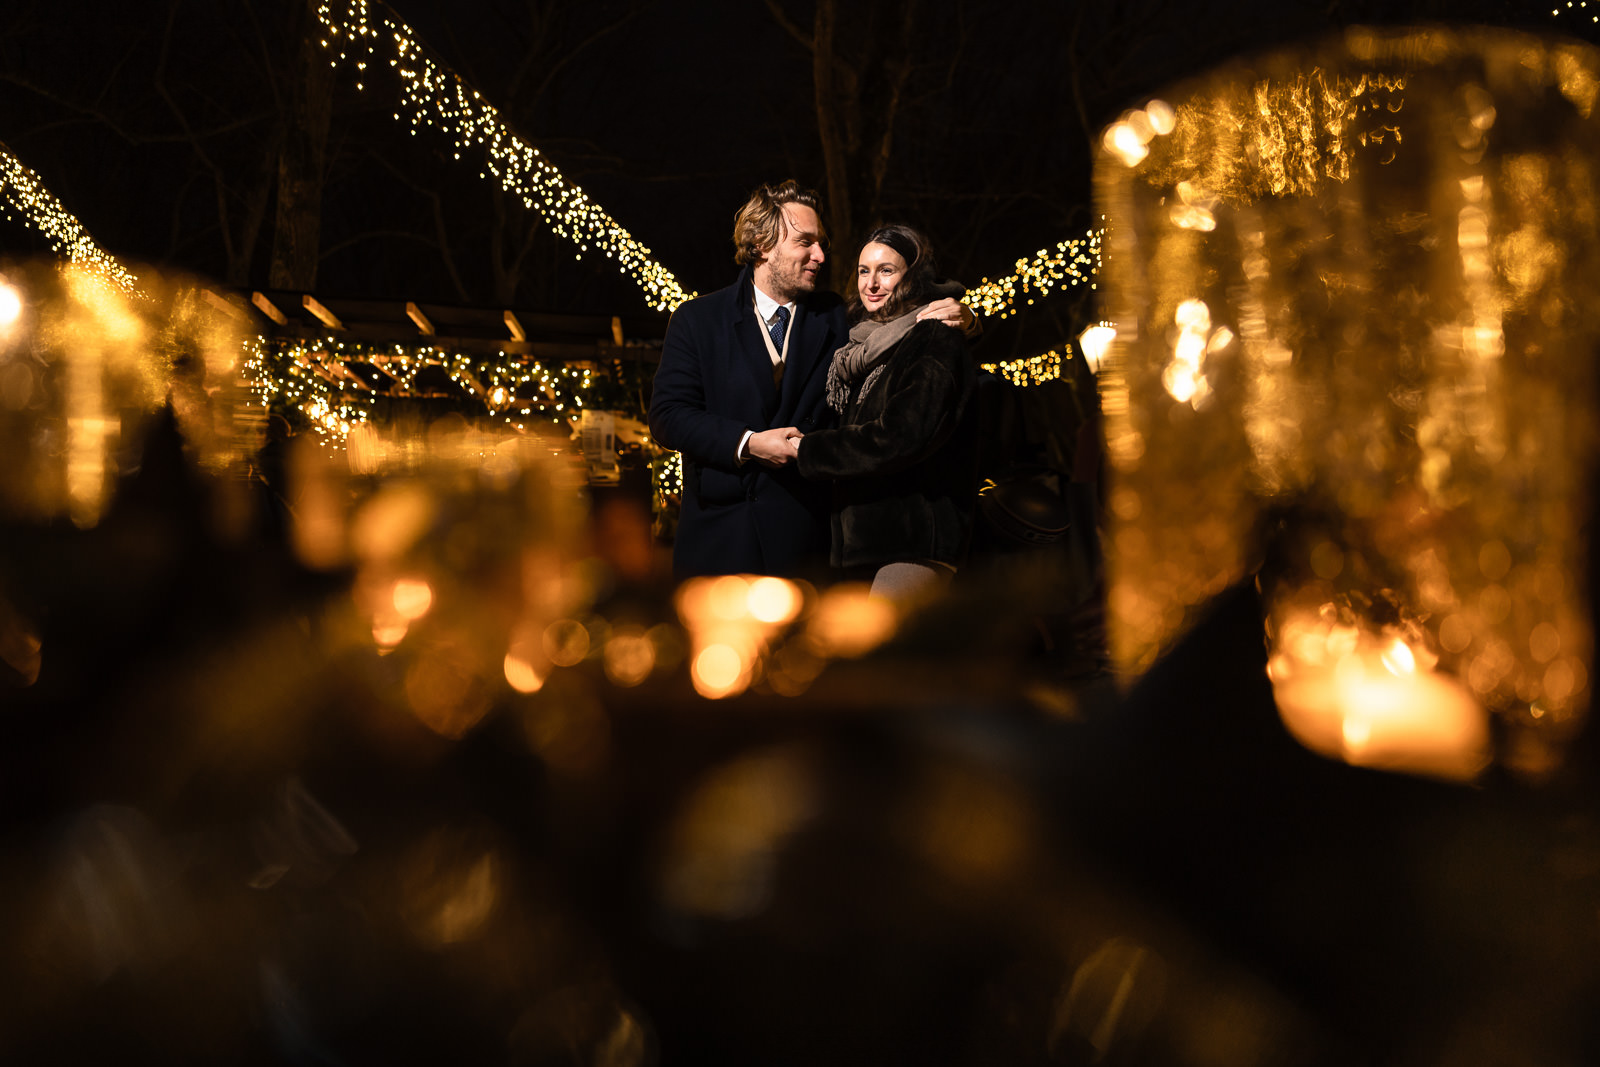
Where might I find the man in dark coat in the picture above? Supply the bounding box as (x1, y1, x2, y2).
(648, 180, 842, 579)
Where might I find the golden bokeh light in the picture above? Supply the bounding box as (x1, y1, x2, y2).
(503, 651, 546, 694)
(1270, 608, 1489, 781)
(707, 575, 753, 621)
(603, 626, 656, 688)
(746, 576, 802, 625)
(803, 584, 898, 659)
(1105, 119, 1152, 168)
(543, 618, 591, 667)
(391, 577, 434, 620)
(351, 484, 437, 563)
(373, 619, 409, 649)
(692, 643, 749, 700)
(0, 262, 251, 528)
(0, 278, 21, 330)
(1098, 28, 1600, 776)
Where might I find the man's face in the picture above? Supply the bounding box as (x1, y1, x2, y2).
(755, 204, 826, 301)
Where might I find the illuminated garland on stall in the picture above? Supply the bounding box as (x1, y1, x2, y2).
(0, 142, 140, 292)
(964, 226, 1101, 320)
(244, 335, 601, 440)
(314, 0, 694, 312)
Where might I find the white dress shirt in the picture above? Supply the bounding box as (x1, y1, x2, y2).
(737, 285, 797, 462)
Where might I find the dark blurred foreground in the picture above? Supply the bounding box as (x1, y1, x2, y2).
(2, 411, 1600, 1067)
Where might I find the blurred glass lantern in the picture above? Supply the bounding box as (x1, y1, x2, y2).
(1096, 27, 1600, 780)
(0, 261, 251, 528)
(286, 421, 593, 739)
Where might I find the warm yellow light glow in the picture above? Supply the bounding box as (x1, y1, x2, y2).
(746, 577, 802, 625)
(1146, 98, 1177, 135)
(0, 279, 20, 330)
(1106, 121, 1151, 167)
(543, 618, 591, 667)
(708, 574, 752, 620)
(1381, 638, 1416, 676)
(392, 577, 433, 620)
(1271, 613, 1489, 781)
(352, 484, 436, 562)
(692, 643, 748, 699)
(1078, 324, 1116, 374)
(804, 584, 897, 658)
(503, 652, 545, 694)
(373, 620, 408, 648)
(604, 627, 656, 687)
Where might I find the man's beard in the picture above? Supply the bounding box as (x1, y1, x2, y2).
(772, 259, 815, 301)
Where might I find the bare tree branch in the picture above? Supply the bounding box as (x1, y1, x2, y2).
(763, 0, 813, 52)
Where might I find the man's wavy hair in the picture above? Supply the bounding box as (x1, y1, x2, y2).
(848, 224, 940, 323)
(732, 180, 826, 266)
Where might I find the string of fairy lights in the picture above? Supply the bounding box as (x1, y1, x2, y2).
(965, 228, 1102, 320)
(0, 142, 140, 293)
(981, 348, 1067, 387)
(314, 0, 695, 313)
(244, 336, 600, 438)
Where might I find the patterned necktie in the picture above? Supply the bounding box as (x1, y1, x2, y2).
(768, 305, 790, 354)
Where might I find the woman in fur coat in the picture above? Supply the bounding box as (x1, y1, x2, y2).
(788, 224, 980, 603)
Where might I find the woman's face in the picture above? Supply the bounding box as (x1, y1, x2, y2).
(858, 242, 908, 317)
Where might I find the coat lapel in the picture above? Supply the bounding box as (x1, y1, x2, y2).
(778, 296, 836, 416)
(729, 271, 778, 415)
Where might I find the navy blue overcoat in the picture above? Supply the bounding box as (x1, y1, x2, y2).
(648, 264, 846, 578)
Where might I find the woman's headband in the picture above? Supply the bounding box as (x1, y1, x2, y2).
(863, 228, 919, 270)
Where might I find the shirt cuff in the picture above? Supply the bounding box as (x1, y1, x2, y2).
(736, 428, 755, 465)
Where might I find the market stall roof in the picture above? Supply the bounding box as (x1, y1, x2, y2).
(235, 288, 669, 362)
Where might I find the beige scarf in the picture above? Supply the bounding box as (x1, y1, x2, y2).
(824, 305, 925, 414)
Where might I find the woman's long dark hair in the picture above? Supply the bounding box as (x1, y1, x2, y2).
(847, 224, 941, 323)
